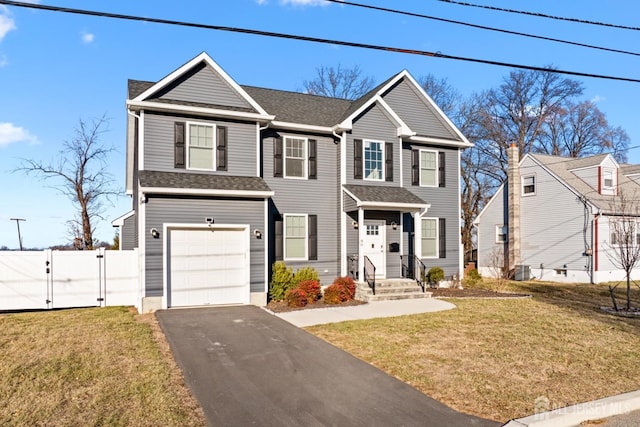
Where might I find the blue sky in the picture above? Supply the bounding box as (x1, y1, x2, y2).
(1, 0, 639, 249)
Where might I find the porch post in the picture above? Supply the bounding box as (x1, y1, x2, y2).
(358, 207, 364, 282)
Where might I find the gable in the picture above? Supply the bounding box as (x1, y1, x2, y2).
(150, 61, 255, 111)
(352, 103, 398, 142)
(381, 78, 458, 140)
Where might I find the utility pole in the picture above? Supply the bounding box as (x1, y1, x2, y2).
(9, 218, 26, 251)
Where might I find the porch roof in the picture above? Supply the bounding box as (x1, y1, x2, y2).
(139, 170, 273, 198)
(343, 184, 430, 211)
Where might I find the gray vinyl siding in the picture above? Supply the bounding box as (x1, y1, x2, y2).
(382, 79, 458, 140)
(343, 193, 357, 212)
(572, 167, 599, 192)
(263, 132, 340, 285)
(346, 211, 359, 270)
(403, 144, 461, 277)
(158, 62, 253, 110)
(143, 112, 257, 176)
(144, 196, 265, 297)
(121, 213, 137, 250)
(476, 185, 507, 270)
(346, 104, 400, 187)
(519, 158, 590, 273)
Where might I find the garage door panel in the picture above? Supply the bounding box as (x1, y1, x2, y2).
(168, 228, 249, 307)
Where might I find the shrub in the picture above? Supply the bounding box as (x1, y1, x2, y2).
(269, 261, 294, 302)
(462, 268, 482, 288)
(332, 276, 356, 301)
(293, 266, 319, 286)
(427, 266, 445, 285)
(285, 288, 308, 308)
(297, 280, 321, 304)
(323, 284, 343, 304)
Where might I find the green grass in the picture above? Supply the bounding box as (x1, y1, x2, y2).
(0, 306, 205, 427)
(308, 281, 640, 422)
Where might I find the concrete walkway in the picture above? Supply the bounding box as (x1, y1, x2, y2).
(273, 298, 456, 327)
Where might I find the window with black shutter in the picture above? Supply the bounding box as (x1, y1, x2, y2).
(385, 142, 393, 182)
(438, 151, 445, 188)
(308, 139, 317, 179)
(174, 122, 185, 169)
(216, 126, 227, 171)
(274, 136, 283, 177)
(308, 215, 317, 260)
(411, 149, 419, 185)
(439, 218, 446, 259)
(275, 219, 283, 261)
(354, 139, 363, 179)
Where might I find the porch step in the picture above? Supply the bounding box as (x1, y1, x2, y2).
(355, 279, 432, 302)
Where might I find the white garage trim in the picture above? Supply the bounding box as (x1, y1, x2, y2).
(162, 223, 250, 309)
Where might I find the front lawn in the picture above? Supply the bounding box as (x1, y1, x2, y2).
(308, 281, 640, 422)
(0, 306, 205, 426)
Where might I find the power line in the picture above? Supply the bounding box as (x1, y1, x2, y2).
(438, 0, 640, 31)
(326, 0, 640, 57)
(2, 0, 640, 83)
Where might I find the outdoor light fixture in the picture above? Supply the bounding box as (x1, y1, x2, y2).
(391, 221, 398, 230)
(150, 228, 160, 238)
(352, 221, 358, 229)
(254, 229, 262, 239)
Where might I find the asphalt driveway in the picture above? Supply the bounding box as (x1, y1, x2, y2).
(157, 306, 499, 427)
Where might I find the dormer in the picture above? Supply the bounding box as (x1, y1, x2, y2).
(568, 154, 618, 196)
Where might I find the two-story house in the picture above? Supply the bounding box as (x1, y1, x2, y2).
(114, 52, 471, 313)
(476, 144, 640, 284)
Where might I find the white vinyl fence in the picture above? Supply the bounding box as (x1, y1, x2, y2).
(0, 249, 139, 311)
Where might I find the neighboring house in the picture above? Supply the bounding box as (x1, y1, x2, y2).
(476, 144, 640, 284)
(114, 52, 472, 312)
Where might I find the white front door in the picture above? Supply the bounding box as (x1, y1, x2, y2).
(362, 220, 386, 278)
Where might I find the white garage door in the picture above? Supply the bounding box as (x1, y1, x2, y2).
(168, 227, 249, 307)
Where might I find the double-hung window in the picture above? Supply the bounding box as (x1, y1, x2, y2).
(421, 218, 438, 258)
(522, 174, 536, 195)
(285, 137, 307, 178)
(188, 123, 215, 170)
(285, 214, 307, 260)
(496, 225, 508, 243)
(364, 140, 384, 181)
(420, 150, 437, 186)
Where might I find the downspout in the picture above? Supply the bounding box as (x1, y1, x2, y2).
(126, 108, 143, 312)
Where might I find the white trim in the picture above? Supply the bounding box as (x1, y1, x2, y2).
(418, 149, 438, 187)
(363, 219, 387, 278)
(363, 139, 386, 182)
(185, 121, 216, 172)
(408, 135, 473, 148)
(139, 187, 274, 198)
(399, 213, 404, 257)
(126, 100, 274, 122)
(138, 110, 145, 170)
(375, 97, 413, 136)
(340, 131, 347, 276)
(283, 135, 308, 180)
(457, 148, 462, 276)
(271, 120, 335, 134)
(283, 213, 309, 261)
(132, 52, 269, 116)
(398, 136, 404, 187)
(111, 210, 135, 227)
(419, 217, 439, 259)
(138, 190, 146, 312)
(162, 223, 251, 309)
(256, 123, 261, 177)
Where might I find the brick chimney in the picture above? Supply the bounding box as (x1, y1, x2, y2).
(507, 143, 521, 271)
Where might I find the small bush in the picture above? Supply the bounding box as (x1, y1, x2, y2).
(269, 261, 295, 302)
(332, 276, 356, 301)
(293, 266, 319, 286)
(323, 284, 343, 304)
(285, 288, 308, 308)
(298, 280, 322, 304)
(462, 268, 482, 288)
(427, 266, 445, 285)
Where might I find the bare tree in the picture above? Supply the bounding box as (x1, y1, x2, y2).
(303, 64, 375, 100)
(418, 74, 461, 119)
(537, 100, 630, 162)
(487, 246, 509, 292)
(17, 116, 117, 250)
(607, 190, 640, 311)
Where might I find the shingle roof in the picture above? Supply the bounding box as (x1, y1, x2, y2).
(344, 184, 428, 206)
(530, 154, 640, 213)
(128, 80, 153, 99)
(139, 170, 272, 193)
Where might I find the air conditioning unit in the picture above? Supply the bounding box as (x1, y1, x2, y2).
(514, 265, 530, 281)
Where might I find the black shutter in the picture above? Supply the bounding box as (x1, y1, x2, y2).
(308, 139, 317, 179)
(308, 215, 317, 260)
(354, 139, 363, 179)
(438, 151, 445, 188)
(439, 218, 446, 259)
(385, 142, 393, 182)
(275, 219, 283, 261)
(274, 137, 283, 178)
(174, 122, 185, 169)
(411, 149, 419, 186)
(216, 126, 227, 171)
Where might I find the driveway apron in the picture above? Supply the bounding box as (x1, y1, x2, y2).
(157, 306, 499, 427)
